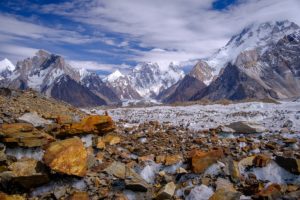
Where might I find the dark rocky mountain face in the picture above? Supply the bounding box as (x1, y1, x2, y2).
(80, 73, 120, 104)
(51, 75, 106, 107)
(190, 63, 278, 101)
(157, 61, 209, 103)
(160, 75, 206, 103)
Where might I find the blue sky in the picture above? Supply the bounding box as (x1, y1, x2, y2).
(0, 0, 299, 75)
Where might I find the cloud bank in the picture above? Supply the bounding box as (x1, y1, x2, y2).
(0, 0, 299, 71)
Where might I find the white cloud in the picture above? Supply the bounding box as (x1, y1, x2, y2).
(37, 0, 300, 67)
(68, 60, 132, 73)
(0, 44, 39, 64)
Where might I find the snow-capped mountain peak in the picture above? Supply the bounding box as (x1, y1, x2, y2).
(106, 70, 124, 82)
(205, 20, 300, 84)
(77, 68, 90, 80)
(0, 58, 15, 72)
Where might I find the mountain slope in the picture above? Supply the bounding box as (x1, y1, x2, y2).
(205, 20, 300, 83)
(51, 75, 106, 107)
(158, 61, 208, 103)
(191, 21, 300, 101)
(1, 50, 111, 107)
(81, 72, 120, 104)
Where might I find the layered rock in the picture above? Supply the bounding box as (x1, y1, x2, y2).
(58, 115, 115, 136)
(0, 123, 54, 147)
(0, 158, 49, 190)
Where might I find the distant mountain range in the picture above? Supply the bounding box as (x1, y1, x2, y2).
(1, 20, 299, 107)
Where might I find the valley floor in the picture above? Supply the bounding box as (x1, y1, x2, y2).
(93, 101, 300, 132)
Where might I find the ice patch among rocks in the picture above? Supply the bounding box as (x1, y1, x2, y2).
(186, 185, 214, 200)
(5, 147, 44, 161)
(249, 161, 300, 184)
(18, 112, 52, 127)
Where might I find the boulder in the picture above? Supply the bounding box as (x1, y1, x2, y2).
(96, 134, 121, 149)
(165, 154, 182, 166)
(275, 156, 300, 174)
(209, 189, 241, 200)
(252, 154, 271, 167)
(58, 115, 115, 136)
(104, 161, 126, 179)
(125, 167, 149, 192)
(0, 123, 54, 147)
(104, 161, 149, 192)
(255, 184, 281, 200)
(226, 121, 266, 134)
(156, 182, 176, 200)
(0, 158, 49, 190)
(43, 138, 87, 177)
(191, 148, 224, 173)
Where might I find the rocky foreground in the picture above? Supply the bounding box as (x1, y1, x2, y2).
(0, 88, 299, 199)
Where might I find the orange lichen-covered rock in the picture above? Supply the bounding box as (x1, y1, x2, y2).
(58, 115, 115, 136)
(190, 148, 224, 173)
(43, 138, 87, 177)
(0, 123, 54, 147)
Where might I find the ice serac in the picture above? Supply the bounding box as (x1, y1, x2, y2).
(0, 50, 113, 107)
(191, 20, 300, 101)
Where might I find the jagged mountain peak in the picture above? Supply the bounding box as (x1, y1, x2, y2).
(0, 58, 15, 72)
(35, 49, 51, 58)
(226, 20, 299, 48)
(106, 70, 124, 82)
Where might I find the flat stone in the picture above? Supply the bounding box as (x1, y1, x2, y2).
(0, 158, 49, 189)
(156, 182, 176, 200)
(0, 123, 54, 147)
(58, 115, 115, 136)
(275, 156, 300, 174)
(104, 161, 126, 179)
(125, 167, 149, 192)
(227, 121, 266, 134)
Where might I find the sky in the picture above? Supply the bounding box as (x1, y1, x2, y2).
(0, 0, 300, 75)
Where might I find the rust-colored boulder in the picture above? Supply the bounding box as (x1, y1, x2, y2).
(165, 154, 182, 166)
(43, 138, 87, 177)
(191, 148, 224, 173)
(0, 123, 54, 147)
(58, 115, 115, 136)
